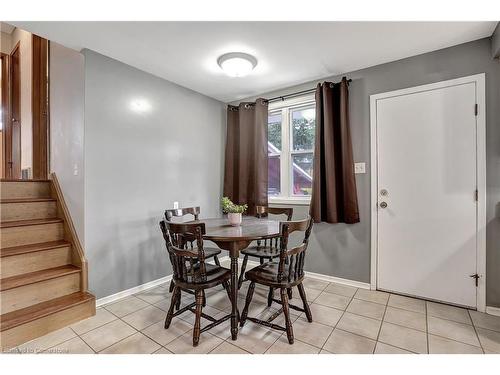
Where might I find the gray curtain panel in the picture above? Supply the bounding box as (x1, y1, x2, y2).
(310, 77, 360, 224)
(223, 98, 269, 216)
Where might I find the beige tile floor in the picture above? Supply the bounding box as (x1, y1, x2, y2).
(8, 266, 500, 355)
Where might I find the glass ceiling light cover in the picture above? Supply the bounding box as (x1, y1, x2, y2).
(217, 52, 258, 77)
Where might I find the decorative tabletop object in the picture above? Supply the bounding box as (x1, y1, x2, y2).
(221, 197, 248, 226)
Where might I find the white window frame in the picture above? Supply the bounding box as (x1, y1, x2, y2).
(268, 94, 315, 205)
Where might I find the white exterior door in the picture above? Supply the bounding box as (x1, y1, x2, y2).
(374, 78, 480, 308)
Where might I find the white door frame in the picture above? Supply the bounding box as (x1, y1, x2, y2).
(369, 74, 486, 312)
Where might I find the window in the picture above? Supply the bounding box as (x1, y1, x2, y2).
(267, 94, 315, 204)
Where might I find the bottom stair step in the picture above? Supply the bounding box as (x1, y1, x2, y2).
(1, 265, 82, 314)
(0, 292, 96, 349)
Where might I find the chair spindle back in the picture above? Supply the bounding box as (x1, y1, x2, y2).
(255, 206, 293, 249)
(159, 220, 208, 284)
(277, 217, 313, 283)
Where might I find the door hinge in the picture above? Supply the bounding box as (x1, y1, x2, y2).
(475, 104, 478, 116)
(474, 189, 478, 202)
(470, 273, 480, 287)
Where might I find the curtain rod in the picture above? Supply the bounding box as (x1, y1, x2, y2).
(266, 78, 352, 103)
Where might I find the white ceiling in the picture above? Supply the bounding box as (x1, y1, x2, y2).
(10, 21, 498, 102)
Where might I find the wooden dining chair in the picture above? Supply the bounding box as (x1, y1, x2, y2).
(237, 206, 293, 289)
(165, 206, 223, 293)
(159, 220, 232, 346)
(165, 206, 201, 221)
(239, 217, 314, 344)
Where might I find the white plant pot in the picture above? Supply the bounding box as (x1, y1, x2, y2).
(227, 213, 242, 227)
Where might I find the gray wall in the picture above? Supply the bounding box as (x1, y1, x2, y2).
(236, 37, 500, 307)
(50, 42, 85, 241)
(83, 50, 225, 299)
(492, 23, 500, 58)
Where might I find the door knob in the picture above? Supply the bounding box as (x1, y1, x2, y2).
(380, 202, 388, 209)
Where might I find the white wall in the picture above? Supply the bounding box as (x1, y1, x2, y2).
(11, 28, 32, 174)
(83, 50, 226, 299)
(1, 31, 12, 54)
(49, 42, 85, 242)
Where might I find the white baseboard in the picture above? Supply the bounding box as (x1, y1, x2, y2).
(221, 256, 370, 290)
(96, 258, 226, 307)
(96, 256, 496, 316)
(486, 306, 500, 317)
(218, 256, 230, 263)
(95, 257, 370, 307)
(96, 275, 172, 307)
(303, 270, 371, 289)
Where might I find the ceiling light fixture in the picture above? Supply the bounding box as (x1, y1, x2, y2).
(130, 99, 152, 114)
(217, 52, 257, 77)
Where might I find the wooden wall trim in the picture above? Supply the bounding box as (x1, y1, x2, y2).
(49, 172, 88, 292)
(32, 35, 49, 180)
(8, 42, 21, 180)
(0, 53, 10, 179)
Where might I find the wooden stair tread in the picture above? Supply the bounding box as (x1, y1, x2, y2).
(0, 292, 95, 332)
(0, 179, 51, 182)
(0, 218, 63, 228)
(0, 265, 80, 291)
(0, 241, 71, 258)
(0, 198, 57, 204)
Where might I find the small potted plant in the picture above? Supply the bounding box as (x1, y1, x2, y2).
(221, 197, 248, 226)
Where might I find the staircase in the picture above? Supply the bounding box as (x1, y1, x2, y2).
(0, 176, 95, 349)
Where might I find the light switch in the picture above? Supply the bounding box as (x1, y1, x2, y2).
(354, 162, 366, 174)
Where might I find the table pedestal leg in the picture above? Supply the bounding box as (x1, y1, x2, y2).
(230, 252, 239, 340)
(212, 239, 251, 341)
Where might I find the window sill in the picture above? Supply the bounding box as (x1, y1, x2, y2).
(268, 196, 311, 206)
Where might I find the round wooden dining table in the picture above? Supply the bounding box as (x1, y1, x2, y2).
(200, 216, 280, 340)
